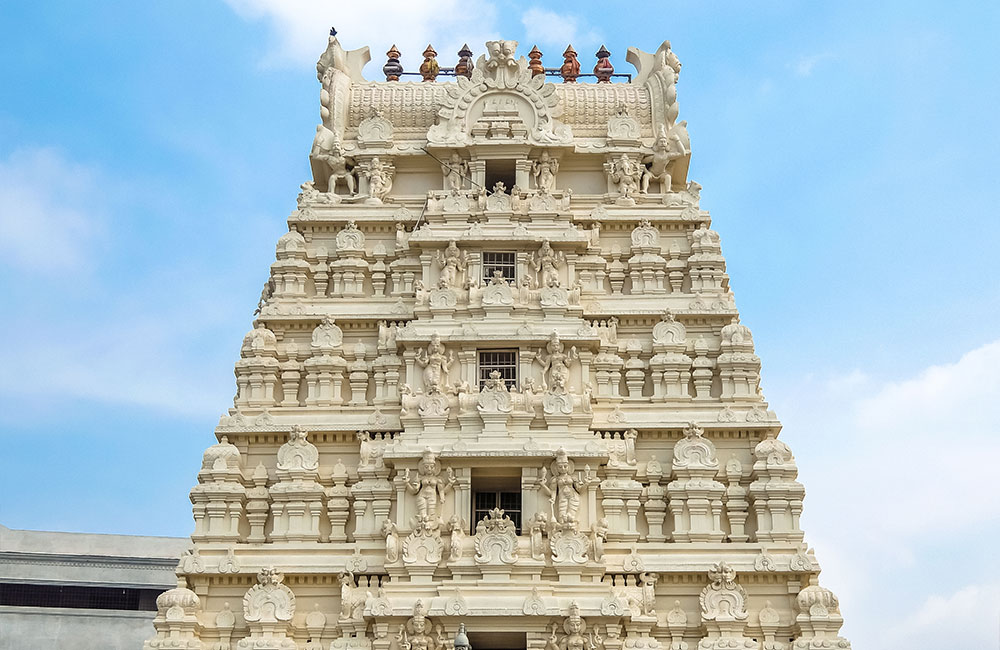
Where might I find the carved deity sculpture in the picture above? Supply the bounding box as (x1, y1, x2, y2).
(531, 240, 565, 288)
(641, 125, 687, 193)
(529, 512, 549, 560)
(532, 151, 559, 193)
(363, 157, 393, 202)
(311, 126, 356, 195)
(404, 448, 456, 524)
(608, 153, 641, 200)
(539, 448, 584, 526)
(536, 332, 578, 392)
(381, 518, 400, 563)
(441, 153, 468, 192)
(434, 241, 467, 288)
(447, 514, 465, 562)
(399, 601, 440, 650)
(546, 602, 600, 650)
(415, 334, 454, 393)
(590, 518, 609, 561)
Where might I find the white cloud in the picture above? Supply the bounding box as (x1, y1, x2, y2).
(792, 52, 833, 77)
(771, 339, 1000, 648)
(520, 8, 602, 52)
(223, 0, 500, 73)
(880, 582, 1000, 648)
(0, 148, 105, 273)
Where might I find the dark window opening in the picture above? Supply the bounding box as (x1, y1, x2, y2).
(471, 471, 522, 535)
(467, 631, 527, 650)
(0, 582, 164, 611)
(478, 349, 518, 390)
(485, 160, 516, 193)
(482, 251, 516, 284)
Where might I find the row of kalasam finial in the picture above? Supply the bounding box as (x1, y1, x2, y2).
(381, 42, 631, 83)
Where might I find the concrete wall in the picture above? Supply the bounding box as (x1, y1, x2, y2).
(0, 524, 188, 650)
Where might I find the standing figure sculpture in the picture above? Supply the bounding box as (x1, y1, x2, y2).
(434, 241, 467, 288)
(441, 153, 468, 193)
(404, 448, 456, 525)
(415, 334, 454, 393)
(531, 240, 565, 288)
(363, 157, 393, 202)
(532, 151, 559, 193)
(381, 519, 400, 563)
(535, 332, 578, 392)
(640, 126, 687, 194)
(539, 448, 584, 527)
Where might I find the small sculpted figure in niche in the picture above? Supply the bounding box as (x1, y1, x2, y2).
(529, 511, 549, 560)
(590, 518, 609, 560)
(441, 153, 468, 193)
(381, 519, 399, 562)
(532, 151, 559, 193)
(434, 241, 467, 289)
(364, 157, 393, 202)
(608, 153, 641, 200)
(640, 126, 687, 194)
(447, 514, 465, 562)
(639, 572, 658, 615)
(539, 448, 584, 526)
(535, 332, 578, 392)
(395, 222, 409, 253)
(532, 240, 565, 288)
(415, 333, 454, 393)
(404, 448, 456, 524)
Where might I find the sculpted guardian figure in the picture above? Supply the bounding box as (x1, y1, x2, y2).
(539, 449, 584, 526)
(535, 332, 578, 392)
(434, 241, 467, 288)
(641, 125, 687, 193)
(404, 448, 456, 524)
(532, 151, 559, 193)
(363, 157, 393, 202)
(441, 153, 468, 192)
(310, 125, 356, 195)
(532, 240, 565, 288)
(415, 334, 454, 393)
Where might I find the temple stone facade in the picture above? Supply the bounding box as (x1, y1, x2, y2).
(145, 35, 850, 650)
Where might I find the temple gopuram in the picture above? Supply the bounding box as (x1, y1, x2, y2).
(144, 32, 851, 650)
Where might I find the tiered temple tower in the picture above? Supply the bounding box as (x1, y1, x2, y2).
(145, 35, 850, 650)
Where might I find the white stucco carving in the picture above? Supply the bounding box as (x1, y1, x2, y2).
(154, 33, 848, 650)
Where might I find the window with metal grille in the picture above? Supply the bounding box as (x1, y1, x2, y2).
(481, 251, 516, 284)
(0, 582, 163, 611)
(473, 490, 522, 534)
(478, 349, 517, 390)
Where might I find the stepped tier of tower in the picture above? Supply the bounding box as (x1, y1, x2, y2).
(145, 35, 850, 650)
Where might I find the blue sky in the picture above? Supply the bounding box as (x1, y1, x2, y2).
(1, 1, 998, 647)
